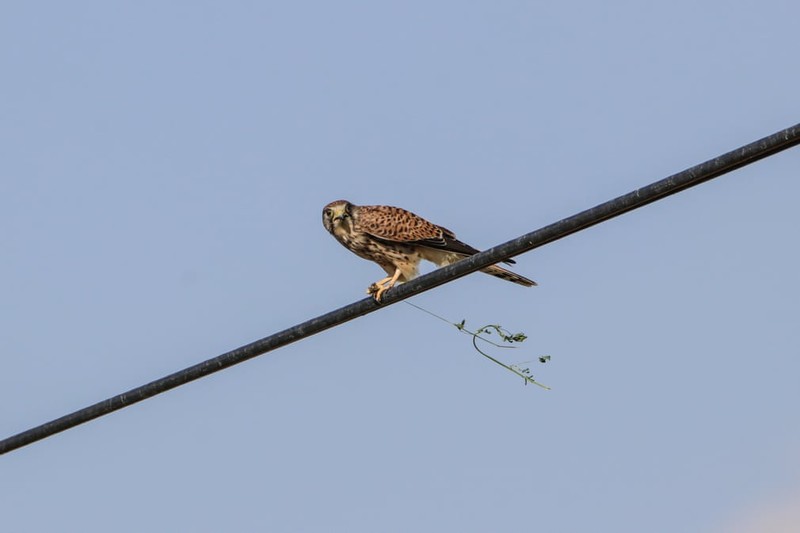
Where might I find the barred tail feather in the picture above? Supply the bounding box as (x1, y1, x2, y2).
(418, 247, 537, 287)
(480, 264, 537, 287)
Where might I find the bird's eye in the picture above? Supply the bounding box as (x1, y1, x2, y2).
(325, 209, 332, 217)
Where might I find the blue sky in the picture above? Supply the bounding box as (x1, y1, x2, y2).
(1, 2, 799, 532)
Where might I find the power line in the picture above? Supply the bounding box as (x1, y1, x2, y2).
(2, 123, 799, 455)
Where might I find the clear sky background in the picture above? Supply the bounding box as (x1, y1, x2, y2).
(1, 2, 799, 532)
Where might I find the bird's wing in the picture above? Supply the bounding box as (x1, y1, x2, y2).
(355, 205, 516, 264)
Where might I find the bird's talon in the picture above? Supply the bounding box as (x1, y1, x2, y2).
(368, 283, 388, 302)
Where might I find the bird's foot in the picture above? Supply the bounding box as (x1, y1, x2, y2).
(367, 281, 391, 302)
(367, 275, 398, 302)
(366, 269, 403, 302)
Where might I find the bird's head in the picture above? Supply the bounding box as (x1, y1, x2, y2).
(322, 200, 354, 234)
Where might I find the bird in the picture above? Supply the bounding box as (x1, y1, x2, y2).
(322, 200, 536, 301)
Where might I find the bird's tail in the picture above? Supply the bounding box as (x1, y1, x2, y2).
(420, 247, 537, 287)
(480, 264, 537, 287)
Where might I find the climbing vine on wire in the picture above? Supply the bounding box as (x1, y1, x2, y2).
(405, 301, 551, 389)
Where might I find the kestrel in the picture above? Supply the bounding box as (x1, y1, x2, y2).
(322, 200, 536, 301)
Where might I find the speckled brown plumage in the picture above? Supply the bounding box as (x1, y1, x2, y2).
(322, 200, 536, 300)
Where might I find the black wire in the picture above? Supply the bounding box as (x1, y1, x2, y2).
(2, 123, 798, 455)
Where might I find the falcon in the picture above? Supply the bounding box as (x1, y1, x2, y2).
(322, 200, 536, 301)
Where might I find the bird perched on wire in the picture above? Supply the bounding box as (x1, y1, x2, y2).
(322, 200, 536, 301)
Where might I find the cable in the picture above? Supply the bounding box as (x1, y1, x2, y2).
(2, 123, 799, 455)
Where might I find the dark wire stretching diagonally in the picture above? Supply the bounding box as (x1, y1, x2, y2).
(2, 122, 799, 455)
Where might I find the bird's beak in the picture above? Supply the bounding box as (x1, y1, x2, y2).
(331, 205, 347, 222)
